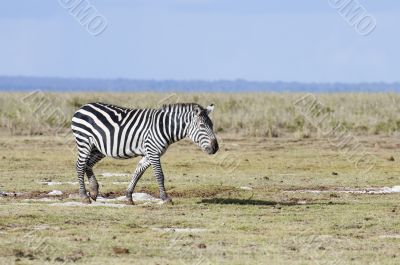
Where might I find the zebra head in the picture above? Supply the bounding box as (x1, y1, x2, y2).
(187, 104, 219, 155)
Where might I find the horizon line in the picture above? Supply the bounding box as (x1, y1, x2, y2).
(0, 75, 399, 85)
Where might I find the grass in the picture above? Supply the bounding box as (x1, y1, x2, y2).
(1, 131, 400, 264)
(2, 92, 400, 264)
(2, 92, 400, 137)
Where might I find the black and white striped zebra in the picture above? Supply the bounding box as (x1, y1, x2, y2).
(71, 102, 219, 204)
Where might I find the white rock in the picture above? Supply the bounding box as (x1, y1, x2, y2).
(34, 224, 51, 230)
(116, 193, 161, 202)
(48, 190, 63, 196)
(101, 173, 129, 177)
(0, 191, 23, 197)
(133, 193, 160, 201)
(389, 186, 400, 193)
(37, 181, 78, 186)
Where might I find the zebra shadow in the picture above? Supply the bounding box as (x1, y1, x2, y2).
(200, 198, 346, 206)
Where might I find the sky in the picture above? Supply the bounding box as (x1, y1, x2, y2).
(0, 0, 399, 83)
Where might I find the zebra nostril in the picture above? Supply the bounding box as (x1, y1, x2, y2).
(210, 139, 219, 154)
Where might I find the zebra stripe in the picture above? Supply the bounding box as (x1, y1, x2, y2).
(71, 102, 219, 204)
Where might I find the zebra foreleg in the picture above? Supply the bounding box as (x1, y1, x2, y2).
(125, 156, 151, 205)
(85, 151, 105, 201)
(149, 156, 172, 204)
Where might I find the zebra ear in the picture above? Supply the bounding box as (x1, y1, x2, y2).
(206, 104, 214, 115)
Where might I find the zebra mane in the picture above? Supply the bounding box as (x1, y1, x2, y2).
(161, 103, 204, 112)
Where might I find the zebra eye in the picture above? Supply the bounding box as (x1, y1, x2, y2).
(199, 123, 206, 129)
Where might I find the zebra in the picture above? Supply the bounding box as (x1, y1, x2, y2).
(71, 102, 219, 204)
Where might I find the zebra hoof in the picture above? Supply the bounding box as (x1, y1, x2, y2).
(89, 191, 98, 201)
(81, 196, 91, 204)
(162, 197, 173, 205)
(89, 182, 99, 201)
(125, 193, 134, 205)
(125, 199, 135, 205)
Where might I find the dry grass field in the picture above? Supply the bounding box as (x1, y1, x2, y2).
(1, 92, 400, 264)
(2, 92, 400, 137)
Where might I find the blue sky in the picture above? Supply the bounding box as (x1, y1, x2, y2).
(0, 0, 399, 82)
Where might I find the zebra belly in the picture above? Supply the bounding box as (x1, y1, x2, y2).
(112, 154, 139, 160)
(101, 146, 143, 159)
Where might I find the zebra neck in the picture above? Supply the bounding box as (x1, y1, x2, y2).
(165, 111, 191, 144)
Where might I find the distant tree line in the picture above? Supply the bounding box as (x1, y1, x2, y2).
(0, 76, 399, 92)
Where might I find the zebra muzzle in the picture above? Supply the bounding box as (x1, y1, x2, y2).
(206, 139, 219, 154)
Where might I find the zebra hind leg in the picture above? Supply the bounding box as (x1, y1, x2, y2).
(75, 145, 92, 204)
(85, 149, 105, 201)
